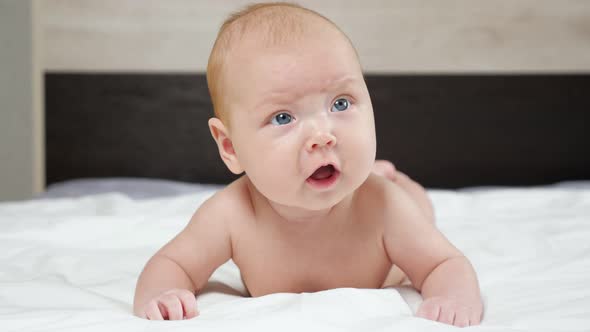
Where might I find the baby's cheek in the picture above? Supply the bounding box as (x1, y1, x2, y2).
(251, 153, 298, 198)
(346, 128, 375, 157)
(344, 130, 376, 176)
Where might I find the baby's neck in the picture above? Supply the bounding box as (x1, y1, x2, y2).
(267, 200, 335, 223)
(246, 179, 354, 230)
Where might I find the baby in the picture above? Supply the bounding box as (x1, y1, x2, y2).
(133, 2, 483, 327)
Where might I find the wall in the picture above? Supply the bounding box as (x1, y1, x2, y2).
(0, 0, 44, 201)
(42, 0, 590, 73)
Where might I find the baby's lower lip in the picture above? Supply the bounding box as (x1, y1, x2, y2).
(306, 170, 341, 190)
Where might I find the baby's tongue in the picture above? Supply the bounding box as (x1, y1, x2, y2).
(310, 165, 333, 180)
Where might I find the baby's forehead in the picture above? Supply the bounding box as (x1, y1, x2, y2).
(222, 6, 347, 54)
(207, 4, 360, 125)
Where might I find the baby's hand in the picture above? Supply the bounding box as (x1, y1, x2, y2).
(136, 289, 199, 320)
(416, 296, 482, 327)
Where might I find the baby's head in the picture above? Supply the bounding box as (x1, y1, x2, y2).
(207, 2, 376, 211)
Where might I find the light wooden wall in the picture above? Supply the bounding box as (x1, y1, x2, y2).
(42, 0, 590, 73)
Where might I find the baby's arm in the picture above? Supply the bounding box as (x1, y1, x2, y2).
(133, 194, 232, 320)
(382, 183, 483, 327)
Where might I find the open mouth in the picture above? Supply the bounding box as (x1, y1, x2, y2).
(306, 164, 340, 189)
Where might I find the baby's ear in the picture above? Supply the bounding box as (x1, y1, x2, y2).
(208, 118, 244, 175)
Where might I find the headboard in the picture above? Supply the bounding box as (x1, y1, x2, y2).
(45, 73, 590, 189)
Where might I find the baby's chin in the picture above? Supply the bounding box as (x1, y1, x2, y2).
(303, 171, 372, 209)
(268, 198, 342, 217)
(281, 186, 355, 211)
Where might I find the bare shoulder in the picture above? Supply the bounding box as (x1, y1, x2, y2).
(190, 175, 254, 228)
(152, 176, 255, 292)
(368, 173, 461, 290)
(353, 173, 437, 250)
(355, 173, 414, 212)
(200, 175, 252, 212)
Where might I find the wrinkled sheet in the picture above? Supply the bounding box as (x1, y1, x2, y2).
(2, 183, 590, 331)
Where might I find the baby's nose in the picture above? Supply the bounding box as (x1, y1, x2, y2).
(306, 132, 337, 152)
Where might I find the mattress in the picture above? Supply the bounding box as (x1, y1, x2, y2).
(2, 179, 590, 331)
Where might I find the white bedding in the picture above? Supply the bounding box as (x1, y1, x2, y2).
(2, 182, 590, 331)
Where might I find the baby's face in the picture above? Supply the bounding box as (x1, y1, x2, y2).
(223, 25, 376, 211)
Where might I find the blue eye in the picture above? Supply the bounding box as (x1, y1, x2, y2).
(270, 112, 292, 125)
(331, 98, 350, 112)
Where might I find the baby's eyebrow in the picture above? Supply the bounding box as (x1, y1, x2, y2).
(253, 75, 360, 114)
(320, 76, 359, 93)
(262, 91, 294, 103)
(272, 76, 359, 100)
(250, 93, 292, 124)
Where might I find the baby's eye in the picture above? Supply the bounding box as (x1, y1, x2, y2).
(331, 98, 350, 112)
(270, 112, 293, 125)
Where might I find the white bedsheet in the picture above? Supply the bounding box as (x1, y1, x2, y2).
(2, 184, 590, 331)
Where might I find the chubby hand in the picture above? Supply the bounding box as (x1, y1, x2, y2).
(136, 289, 199, 320)
(416, 296, 483, 327)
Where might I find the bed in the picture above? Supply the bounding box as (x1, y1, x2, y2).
(1, 73, 589, 331)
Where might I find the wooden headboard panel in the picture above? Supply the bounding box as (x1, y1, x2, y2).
(45, 73, 590, 189)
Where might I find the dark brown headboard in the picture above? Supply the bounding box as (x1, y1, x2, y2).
(45, 73, 590, 188)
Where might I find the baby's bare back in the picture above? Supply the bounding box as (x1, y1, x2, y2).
(225, 175, 398, 296)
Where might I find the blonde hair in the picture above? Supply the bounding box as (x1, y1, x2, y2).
(206, 2, 355, 127)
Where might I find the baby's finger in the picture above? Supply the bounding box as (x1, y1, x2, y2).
(437, 306, 455, 325)
(145, 300, 164, 320)
(160, 295, 184, 320)
(469, 308, 482, 325)
(453, 309, 470, 328)
(178, 291, 199, 319)
(416, 301, 440, 321)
